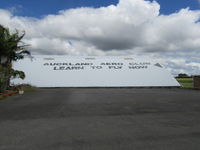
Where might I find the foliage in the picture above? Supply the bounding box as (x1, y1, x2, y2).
(13, 84, 38, 92)
(176, 73, 190, 78)
(0, 24, 30, 93)
(0, 65, 10, 92)
(176, 78, 193, 88)
(11, 70, 25, 80)
(0, 25, 30, 62)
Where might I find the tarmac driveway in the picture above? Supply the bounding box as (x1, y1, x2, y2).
(0, 88, 200, 150)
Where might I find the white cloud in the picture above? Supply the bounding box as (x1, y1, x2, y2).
(0, 0, 200, 75)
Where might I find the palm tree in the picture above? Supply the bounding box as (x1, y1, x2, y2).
(0, 24, 30, 93)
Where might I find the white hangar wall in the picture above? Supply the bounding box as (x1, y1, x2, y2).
(12, 55, 180, 87)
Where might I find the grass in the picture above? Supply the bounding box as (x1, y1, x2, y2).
(176, 78, 193, 88)
(0, 90, 17, 100)
(15, 84, 38, 92)
(0, 84, 38, 100)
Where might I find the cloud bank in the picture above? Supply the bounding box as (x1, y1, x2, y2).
(0, 0, 200, 75)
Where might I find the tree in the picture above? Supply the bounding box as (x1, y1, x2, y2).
(177, 73, 189, 78)
(0, 25, 30, 93)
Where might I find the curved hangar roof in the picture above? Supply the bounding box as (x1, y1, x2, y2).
(12, 55, 180, 87)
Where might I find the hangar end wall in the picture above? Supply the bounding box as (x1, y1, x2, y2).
(12, 55, 180, 87)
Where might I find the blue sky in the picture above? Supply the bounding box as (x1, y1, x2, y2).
(0, 0, 200, 17)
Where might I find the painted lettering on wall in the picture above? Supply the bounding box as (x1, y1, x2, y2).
(43, 62, 151, 71)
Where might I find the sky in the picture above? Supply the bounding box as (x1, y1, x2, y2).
(0, 0, 200, 75)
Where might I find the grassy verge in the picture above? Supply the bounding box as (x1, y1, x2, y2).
(0, 91, 17, 100)
(176, 78, 193, 88)
(14, 84, 38, 92)
(0, 84, 38, 100)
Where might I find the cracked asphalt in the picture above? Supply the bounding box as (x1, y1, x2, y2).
(0, 88, 200, 150)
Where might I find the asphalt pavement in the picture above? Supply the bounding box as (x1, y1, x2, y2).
(0, 88, 200, 150)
